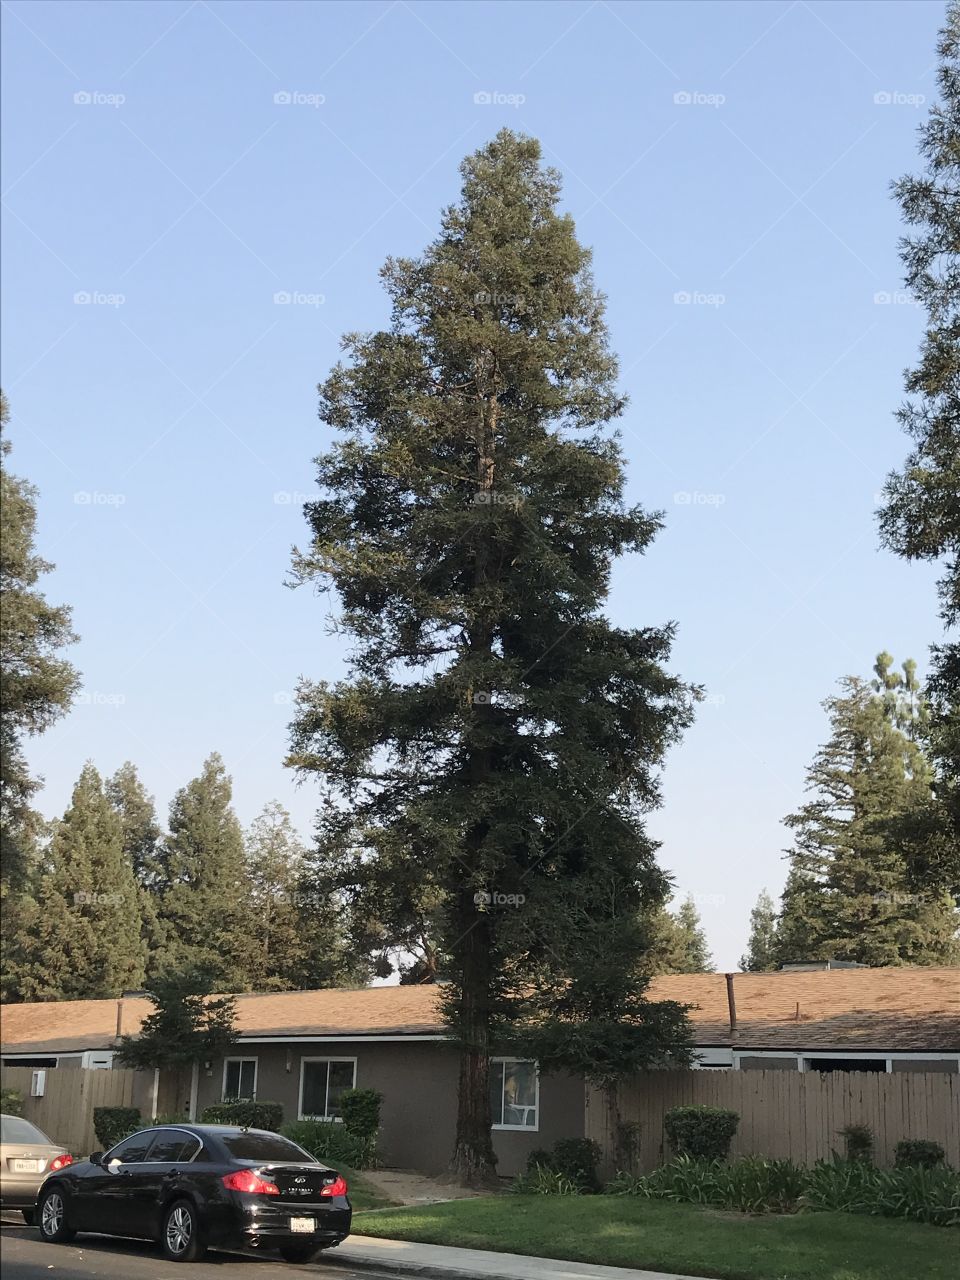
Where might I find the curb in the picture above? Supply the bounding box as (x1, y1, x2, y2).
(331, 1250, 518, 1280)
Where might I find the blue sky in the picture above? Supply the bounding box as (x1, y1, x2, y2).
(1, 0, 945, 969)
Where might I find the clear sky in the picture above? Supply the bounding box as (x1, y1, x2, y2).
(1, 0, 945, 970)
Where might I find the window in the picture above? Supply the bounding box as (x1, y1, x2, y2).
(222, 1057, 258, 1100)
(805, 1057, 886, 1074)
(145, 1131, 200, 1163)
(106, 1132, 155, 1164)
(298, 1058, 357, 1120)
(219, 1131, 316, 1162)
(490, 1059, 538, 1130)
(1, 1117, 52, 1145)
(2, 1056, 58, 1068)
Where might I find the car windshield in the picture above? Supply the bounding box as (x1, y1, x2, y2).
(218, 1132, 316, 1163)
(1, 1116, 52, 1145)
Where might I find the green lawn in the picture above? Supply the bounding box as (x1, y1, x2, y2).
(353, 1195, 957, 1280)
(342, 1168, 398, 1213)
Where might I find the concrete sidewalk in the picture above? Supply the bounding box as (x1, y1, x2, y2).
(334, 1235, 707, 1280)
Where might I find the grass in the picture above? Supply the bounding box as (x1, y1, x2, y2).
(353, 1195, 957, 1280)
(340, 1168, 399, 1213)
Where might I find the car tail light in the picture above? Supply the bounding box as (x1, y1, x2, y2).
(49, 1154, 73, 1172)
(222, 1169, 280, 1195)
(320, 1175, 348, 1197)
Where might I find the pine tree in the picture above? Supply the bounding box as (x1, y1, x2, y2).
(879, 4, 960, 890)
(106, 762, 167, 974)
(646, 896, 714, 973)
(152, 754, 254, 990)
(289, 131, 696, 1180)
(0, 394, 80, 890)
(9, 763, 146, 1000)
(777, 675, 959, 966)
(739, 890, 778, 972)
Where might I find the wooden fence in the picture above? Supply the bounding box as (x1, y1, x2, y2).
(1, 1066, 151, 1156)
(585, 1069, 960, 1173)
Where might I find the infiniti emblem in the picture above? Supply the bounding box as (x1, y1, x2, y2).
(295, 1177, 306, 1184)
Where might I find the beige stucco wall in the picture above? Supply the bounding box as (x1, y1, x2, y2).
(194, 1039, 585, 1177)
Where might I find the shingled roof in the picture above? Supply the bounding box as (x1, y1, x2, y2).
(2, 967, 957, 1056)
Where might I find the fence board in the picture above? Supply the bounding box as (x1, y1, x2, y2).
(1, 1066, 146, 1155)
(587, 1069, 959, 1174)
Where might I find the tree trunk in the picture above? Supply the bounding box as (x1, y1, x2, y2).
(450, 903, 498, 1185)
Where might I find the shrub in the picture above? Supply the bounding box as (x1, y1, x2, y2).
(604, 1155, 804, 1214)
(93, 1107, 141, 1149)
(838, 1123, 874, 1164)
(664, 1105, 739, 1162)
(1, 1087, 24, 1117)
(511, 1165, 582, 1195)
(801, 1158, 959, 1227)
(339, 1088, 382, 1140)
(200, 1101, 283, 1131)
(524, 1137, 602, 1192)
(895, 1139, 945, 1169)
(280, 1119, 378, 1169)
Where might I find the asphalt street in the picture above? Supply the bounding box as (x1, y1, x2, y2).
(0, 1221, 398, 1280)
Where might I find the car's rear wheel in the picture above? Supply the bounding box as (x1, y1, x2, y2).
(37, 1187, 75, 1243)
(279, 1241, 326, 1263)
(160, 1198, 207, 1263)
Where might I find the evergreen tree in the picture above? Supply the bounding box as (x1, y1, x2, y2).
(879, 4, 960, 890)
(152, 754, 254, 990)
(739, 890, 779, 972)
(645, 896, 714, 973)
(245, 802, 307, 990)
(106, 762, 167, 974)
(777, 675, 959, 966)
(289, 131, 696, 1180)
(9, 763, 146, 1000)
(0, 394, 80, 890)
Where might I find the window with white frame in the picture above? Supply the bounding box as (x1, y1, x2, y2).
(490, 1058, 538, 1130)
(298, 1058, 357, 1120)
(222, 1057, 258, 1100)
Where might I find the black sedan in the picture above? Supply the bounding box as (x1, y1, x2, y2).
(33, 1123, 351, 1264)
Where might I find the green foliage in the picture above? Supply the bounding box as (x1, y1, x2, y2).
(115, 972, 238, 1071)
(280, 1119, 378, 1169)
(776, 669, 960, 966)
(664, 1106, 739, 1161)
(511, 1165, 583, 1195)
(199, 1100, 283, 1131)
(524, 1138, 602, 1193)
(839, 1124, 874, 1164)
(739, 890, 779, 972)
(0, 1086, 24, 1115)
(93, 1107, 141, 1149)
(287, 128, 698, 1176)
(879, 4, 960, 893)
(644, 897, 714, 975)
(895, 1139, 945, 1169)
(339, 1088, 382, 1140)
(606, 1155, 960, 1227)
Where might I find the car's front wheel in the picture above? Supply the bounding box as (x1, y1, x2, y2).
(21, 1208, 34, 1226)
(278, 1241, 326, 1263)
(160, 1198, 207, 1263)
(37, 1187, 75, 1243)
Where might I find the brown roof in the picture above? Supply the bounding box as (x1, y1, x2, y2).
(2, 968, 958, 1056)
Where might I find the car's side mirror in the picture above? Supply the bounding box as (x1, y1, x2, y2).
(107, 1157, 123, 1174)
(89, 1151, 103, 1166)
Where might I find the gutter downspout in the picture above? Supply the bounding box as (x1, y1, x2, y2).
(725, 972, 738, 1036)
(151, 1067, 160, 1122)
(188, 1062, 199, 1121)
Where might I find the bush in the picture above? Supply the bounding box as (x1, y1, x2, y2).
(838, 1123, 874, 1164)
(605, 1155, 804, 1214)
(280, 1119, 378, 1169)
(93, 1107, 141, 1149)
(200, 1101, 283, 1131)
(511, 1165, 583, 1195)
(523, 1138, 602, 1192)
(801, 1158, 959, 1227)
(895, 1139, 945, 1169)
(664, 1105, 739, 1162)
(339, 1088, 382, 1140)
(1, 1087, 24, 1117)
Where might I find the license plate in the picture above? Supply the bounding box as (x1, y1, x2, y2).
(11, 1159, 42, 1172)
(290, 1217, 316, 1233)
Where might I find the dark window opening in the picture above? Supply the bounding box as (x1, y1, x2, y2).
(806, 1058, 886, 1073)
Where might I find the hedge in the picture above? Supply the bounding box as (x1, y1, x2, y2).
(93, 1106, 142, 1149)
(664, 1105, 740, 1161)
(199, 1100, 283, 1131)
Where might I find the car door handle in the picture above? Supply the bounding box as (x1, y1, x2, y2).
(163, 1169, 181, 1179)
